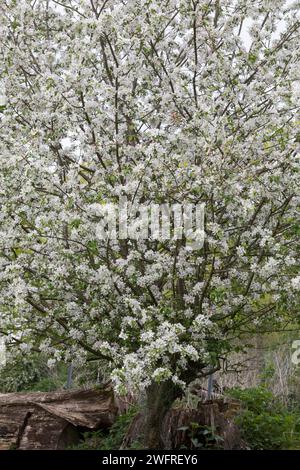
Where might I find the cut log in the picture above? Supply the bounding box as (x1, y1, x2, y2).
(122, 398, 245, 450)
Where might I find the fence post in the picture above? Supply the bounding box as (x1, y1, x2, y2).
(207, 373, 214, 400)
(66, 363, 73, 389)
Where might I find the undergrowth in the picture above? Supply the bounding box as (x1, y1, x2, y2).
(227, 386, 300, 450)
(71, 407, 139, 450)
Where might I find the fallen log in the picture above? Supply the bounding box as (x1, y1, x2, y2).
(0, 384, 117, 450)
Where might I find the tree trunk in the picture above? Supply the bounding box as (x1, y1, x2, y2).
(140, 380, 182, 449)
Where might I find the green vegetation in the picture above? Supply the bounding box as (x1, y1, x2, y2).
(1, 348, 300, 450)
(178, 423, 224, 450)
(0, 353, 67, 392)
(71, 407, 139, 450)
(227, 387, 300, 450)
(0, 352, 110, 393)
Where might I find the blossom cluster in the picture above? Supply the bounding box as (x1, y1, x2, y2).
(0, 0, 299, 391)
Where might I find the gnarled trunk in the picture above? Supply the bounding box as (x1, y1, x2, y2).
(140, 380, 182, 449)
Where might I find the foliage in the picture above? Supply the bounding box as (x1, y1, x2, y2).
(28, 363, 68, 392)
(259, 331, 300, 403)
(74, 359, 111, 388)
(0, 353, 67, 393)
(0, 349, 114, 392)
(227, 387, 300, 449)
(179, 422, 224, 450)
(72, 407, 138, 450)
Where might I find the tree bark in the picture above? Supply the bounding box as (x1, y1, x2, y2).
(140, 380, 182, 449)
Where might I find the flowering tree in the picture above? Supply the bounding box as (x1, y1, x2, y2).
(0, 0, 299, 447)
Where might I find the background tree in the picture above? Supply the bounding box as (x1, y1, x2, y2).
(0, 0, 299, 448)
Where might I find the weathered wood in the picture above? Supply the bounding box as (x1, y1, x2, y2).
(122, 398, 245, 450)
(18, 409, 80, 450)
(0, 385, 117, 450)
